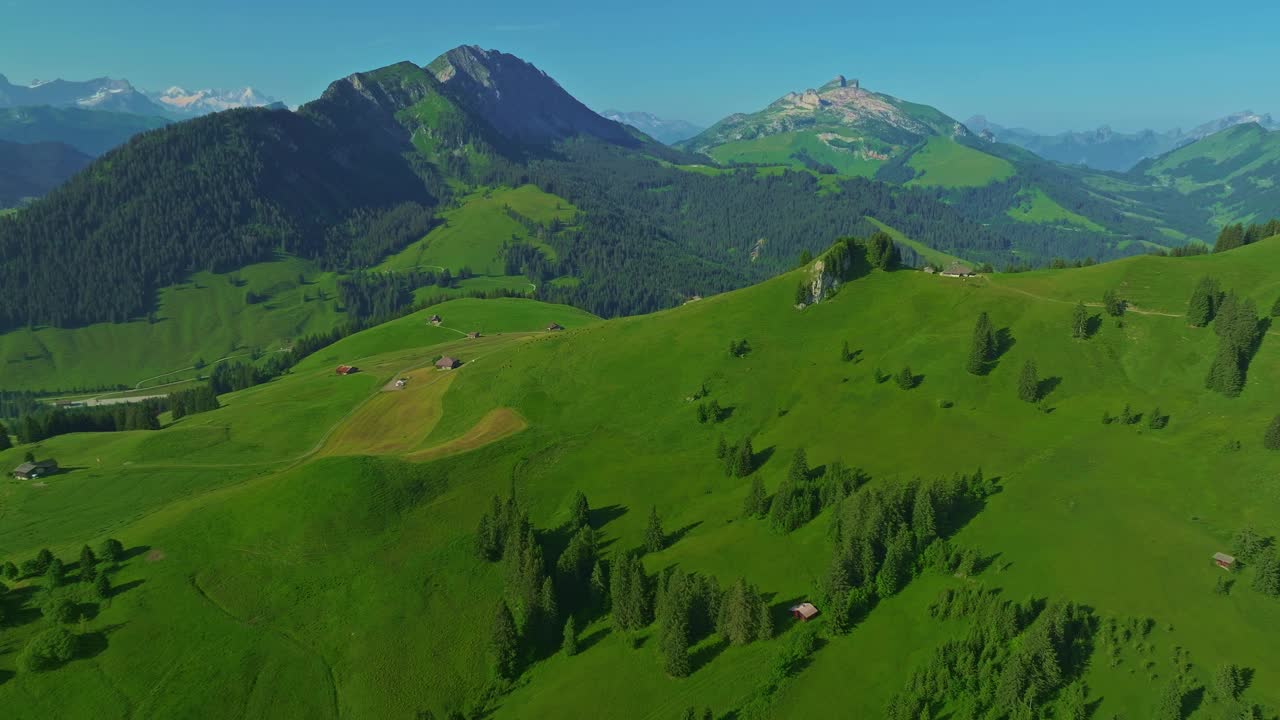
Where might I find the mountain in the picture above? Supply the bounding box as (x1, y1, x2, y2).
(600, 110, 704, 144)
(1133, 121, 1280, 225)
(428, 45, 642, 146)
(681, 74, 970, 176)
(969, 111, 1280, 172)
(0, 106, 169, 156)
(0, 139, 91, 207)
(147, 85, 281, 116)
(0, 73, 166, 116)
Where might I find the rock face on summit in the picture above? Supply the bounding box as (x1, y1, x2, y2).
(428, 46, 639, 146)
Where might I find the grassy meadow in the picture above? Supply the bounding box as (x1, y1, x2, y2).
(906, 136, 1017, 188)
(2, 240, 1280, 718)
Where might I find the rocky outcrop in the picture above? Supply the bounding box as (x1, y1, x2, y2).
(804, 244, 854, 304)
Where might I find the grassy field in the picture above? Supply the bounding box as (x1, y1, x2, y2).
(377, 185, 576, 276)
(1006, 187, 1107, 230)
(0, 256, 342, 391)
(2, 240, 1280, 718)
(906, 136, 1017, 188)
(706, 132, 883, 177)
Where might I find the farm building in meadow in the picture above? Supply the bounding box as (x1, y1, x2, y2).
(466, 331, 481, 339)
(335, 365, 358, 375)
(13, 459, 58, 480)
(923, 265, 937, 274)
(429, 314, 442, 325)
(790, 602, 819, 621)
(940, 262, 975, 278)
(1213, 552, 1236, 570)
(436, 357, 461, 370)
(546, 322, 564, 331)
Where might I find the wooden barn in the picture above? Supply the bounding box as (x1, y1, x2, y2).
(436, 357, 461, 370)
(466, 331, 481, 339)
(546, 322, 564, 331)
(1213, 552, 1236, 570)
(940, 262, 975, 278)
(429, 314, 442, 325)
(790, 602, 819, 621)
(13, 459, 58, 480)
(336, 365, 358, 375)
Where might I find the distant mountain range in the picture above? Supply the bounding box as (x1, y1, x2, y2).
(0, 106, 169, 156)
(0, 73, 279, 119)
(599, 110, 703, 144)
(967, 111, 1279, 172)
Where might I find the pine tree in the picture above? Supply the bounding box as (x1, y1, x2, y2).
(736, 436, 755, 477)
(1186, 276, 1220, 327)
(743, 476, 766, 518)
(1017, 360, 1039, 403)
(540, 576, 559, 638)
(1154, 677, 1184, 720)
(490, 600, 519, 680)
(1071, 301, 1088, 339)
(895, 366, 915, 390)
(1264, 415, 1280, 450)
(94, 573, 111, 599)
(1214, 663, 1244, 701)
(1119, 404, 1135, 425)
(644, 507, 667, 553)
(0, 421, 10, 451)
(571, 491, 590, 530)
(98, 538, 124, 565)
(79, 545, 97, 583)
(1214, 223, 1246, 253)
(794, 282, 809, 305)
(1205, 345, 1244, 397)
(1271, 295, 1280, 318)
(589, 561, 608, 612)
(1103, 288, 1124, 317)
(1253, 551, 1280, 596)
(562, 615, 578, 656)
(715, 435, 728, 460)
(966, 312, 995, 375)
(45, 558, 65, 588)
(660, 615, 691, 677)
(875, 528, 913, 598)
(696, 403, 709, 423)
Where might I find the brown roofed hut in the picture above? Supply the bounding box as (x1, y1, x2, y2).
(1213, 552, 1236, 570)
(546, 322, 564, 331)
(466, 331, 481, 339)
(790, 602, 819, 621)
(436, 357, 461, 370)
(429, 314, 442, 325)
(13, 459, 58, 480)
(940, 262, 976, 278)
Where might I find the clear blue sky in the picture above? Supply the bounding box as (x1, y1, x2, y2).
(1, 0, 1276, 133)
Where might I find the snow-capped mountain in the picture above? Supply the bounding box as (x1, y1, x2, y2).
(147, 86, 281, 116)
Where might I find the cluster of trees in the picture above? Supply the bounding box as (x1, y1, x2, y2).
(1213, 218, 1280, 253)
(14, 401, 161, 443)
(759, 450, 864, 534)
(654, 570, 773, 678)
(168, 385, 220, 419)
(695, 399, 725, 424)
(717, 434, 757, 479)
(1203, 290, 1265, 397)
(1100, 403, 1166, 429)
(821, 471, 995, 634)
(2, 538, 124, 672)
(727, 339, 751, 357)
(886, 586, 1096, 719)
(1071, 301, 1091, 339)
(1266, 415, 1280, 451)
(336, 270, 439, 323)
(501, 241, 557, 283)
(1102, 288, 1126, 317)
(1233, 527, 1279, 598)
(1186, 276, 1223, 327)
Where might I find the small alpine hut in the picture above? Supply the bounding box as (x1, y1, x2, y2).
(1213, 552, 1236, 570)
(940, 262, 975, 278)
(466, 331, 481, 339)
(436, 356, 461, 370)
(13, 459, 58, 480)
(428, 314, 442, 326)
(923, 264, 938, 275)
(335, 365, 358, 375)
(546, 322, 564, 331)
(789, 602, 819, 622)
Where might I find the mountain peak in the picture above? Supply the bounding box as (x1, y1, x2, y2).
(427, 46, 639, 146)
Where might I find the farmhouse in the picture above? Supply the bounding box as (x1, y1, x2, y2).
(940, 262, 975, 278)
(429, 314, 442, 325)
(789, 602, 819, 621)
(335, 365, 358, 375)
(923, 265, 937, 274)
(436, 357, 461, 370)
(13, 459, 58, 480)
(466, 331, 481, 339)
(546, 322, 564, 331)
(1213, 552, 1236, 570)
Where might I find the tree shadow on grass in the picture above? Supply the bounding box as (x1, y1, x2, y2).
(4, 585, 44, 628)
(994, 327, 1016, 361)
(751, 446, 775, 472)
(577, 626, 612, 653)
(1181, 685, 1205, 717)
(110, 579, 146, 598)
(691, 636, 730, 674)
(588, 504, 627, 530)
(121, 544, 152, 562)
(76, 622, 126, 661)
(766, 595, 808, 635)
(1037, 376, 1062, 401)
(1085, 314, 1103, 338)
(667, 521, 703, 547)
(0, 669, 12, 686)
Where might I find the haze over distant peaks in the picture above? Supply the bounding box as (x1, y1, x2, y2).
(0, 72, 281, 118)
(599, 110, 704, 145)
(147, 86, 281, 115)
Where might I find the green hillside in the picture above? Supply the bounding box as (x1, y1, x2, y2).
(904, 136, 1017, 188)
(1137, 123, 1280, 226)
(3, 237, 1279, 718)
(0, 107, 169, 156)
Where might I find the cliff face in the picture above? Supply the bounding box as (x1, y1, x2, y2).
(803, 248, 852, 305)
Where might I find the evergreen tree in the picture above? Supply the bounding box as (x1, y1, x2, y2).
(660, 614, 691, 677)
(1017, 360, 1040, 403)
(1264, 415, 1280, 451)
(95, 572, 111, 599)
(1214, 663, 1244, 701)
(563, 615, 578, 656)
(875, 528, 913, 598)
(0, 421, 10, 451)
(1120, 404, 1135, 425)
(1186, 276, 1220, 327)
(589, 561, 608, 612)
(966, 312, 995, 375)
(789, 448, 809, 485)
(714, 435, 728, 460)
(45, 558, 66, 588)
(1154, 677, 1185, 720)
(1252, 551, 1280, 596)
(475, 513, 500, 561)
(644, 507, 667, 553)
(98, 538, 124, 565)
(1071, 301, 1088, 339)
(743, 476, 767, 518)
(1103, 288, 1125, 317)
(490, 600, 519, 680)
(1214, 223, 1246, 253)
(718, 577, 766, 646)
(1148, 407, 1167, 430)
(3, 561, 17, 580)
(736, 436, 755, 477)
(696, 403, 709, 424)
(33, 547, 53, 574)
(571, 491, 590, 530)
(1205, 345, 1245, 397)
(895, 366, 915, 390)
(540, 576, 559, 641)
(1272, 295, 1280, 318)
(79, 545, 97, 583)
(794, 282, 809, 305)
(1060, 681, 1089, 720)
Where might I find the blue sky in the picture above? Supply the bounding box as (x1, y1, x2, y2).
(1, 0, 1276, 133)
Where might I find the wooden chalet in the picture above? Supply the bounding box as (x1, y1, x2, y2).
(13, 459, 58, 480)
(466, 331, 481, 339)
(789, 602, 819, 621)
(1213, 552, 1236, 570)
(436, 357, 461, 370)
(335, 365, 358, 375)
(940, 262, 975, 278)
(429, 314, 442, 325)
(546, 322, 564, 331)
